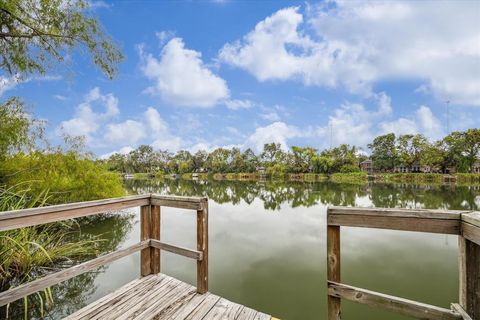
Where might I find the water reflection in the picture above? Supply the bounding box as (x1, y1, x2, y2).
(1, 212, 135, 320)
(4, 179, 478, 320)
(124, 179, 480, 211)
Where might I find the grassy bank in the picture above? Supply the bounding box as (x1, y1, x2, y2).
(373, 173, 480, 185)
(126, 171, 480, 185)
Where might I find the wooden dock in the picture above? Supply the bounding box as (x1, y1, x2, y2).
(66, 273, 272, 320)
(0, 194, 275, 320)
(1, 194, 479, 319)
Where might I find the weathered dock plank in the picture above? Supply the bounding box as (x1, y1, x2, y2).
(66, 273, 272, 320)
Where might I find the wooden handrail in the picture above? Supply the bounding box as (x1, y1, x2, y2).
(0, 241, 150, 307)
(328, 281, 461, 320)
(326, 206, 480, 320)
(0, 195, 150, 231)
(150, 239, 203, 261)
(0, 194, 210, 305)
(0, 194, 207, 231)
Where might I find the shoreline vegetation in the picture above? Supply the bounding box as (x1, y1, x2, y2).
(104, 130, 480, 186)
(131, 171, 480, 185)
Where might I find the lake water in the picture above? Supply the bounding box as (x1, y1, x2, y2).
(6, 179, 480, 319)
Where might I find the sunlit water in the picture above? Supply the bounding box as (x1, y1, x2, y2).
(5, 180, 480, 319)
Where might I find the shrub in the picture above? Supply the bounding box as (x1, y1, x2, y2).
(0, 151, 125, 204)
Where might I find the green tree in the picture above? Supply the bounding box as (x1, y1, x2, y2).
(205, 148, 230, 173)
(368, 133, 398, 171)
(0, 0, 123, 79)
(396, 134, 428, 168)
(290, 146, 317, 173)
(0, 97, 43, 161)
(420, 141, 445, 172)
(192, 150, 208, 172)
(322, 144, 359, 173)
(261, 143, 286, 167)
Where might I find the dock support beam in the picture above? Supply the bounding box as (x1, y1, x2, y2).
(327, 224, 341, 320)
(140, 205, 161, 276)
(197, 199, 209, 294)
(459, 236, 480, 319)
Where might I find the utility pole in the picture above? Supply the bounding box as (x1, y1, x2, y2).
(329, 123, 333, 149)
(445, 100, 450, 134)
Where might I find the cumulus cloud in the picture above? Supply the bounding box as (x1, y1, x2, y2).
(244, 121, 301, 152)
(58, 87, 119, 140)
(379, 105, 443, 140)
(259, 111, 280, 122)
(104, 120, 146, 145)
(316, 92, 444, 149)
(146, 107, 183, 151)
(224, 99, 255, 110)
(100, 146, 135, 159)
(220, 3, 480, 105)
(0, 75, 20, 97)
(141, 37, 230, 107)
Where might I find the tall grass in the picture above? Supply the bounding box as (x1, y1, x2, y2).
(0, 184, 101, 319)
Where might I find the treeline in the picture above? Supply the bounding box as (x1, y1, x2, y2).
(103, 129, 480, 176)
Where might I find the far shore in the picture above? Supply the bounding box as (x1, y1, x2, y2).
(125, 172, 480, 185)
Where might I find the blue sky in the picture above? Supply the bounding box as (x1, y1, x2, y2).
(1, 0, 479, 158)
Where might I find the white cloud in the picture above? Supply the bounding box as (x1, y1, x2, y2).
(100, 146, 134, 160)
(379, 105, 443, 140)
(58, 87, 119, 140)
(145, 106, 169, 135)
(104, 120, 146, 145)
(53, 94, 68, 101)
(259, 111, 280, 122)
(315, 93, 444, 149)
(141, 38, 230, 107)
(0, 75, 20, 97)
(145, 107, 183, 151)
(220, 3, 480, 105)
(224, 99, 255, 110)
(155, 31, 175, 46)
(244, 121, 300, 152)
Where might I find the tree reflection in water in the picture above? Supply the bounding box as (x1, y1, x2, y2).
(1, 212, 136, 320)
(3, 180, 479, 319)
(124, 179, 480, 211)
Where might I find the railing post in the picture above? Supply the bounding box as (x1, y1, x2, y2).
(140, 204, 161, 276)
(151, 205, 161, 274)
(327, 207, 341, 319)
(459, 235, 480, 318)
(196, 198, 208, 293)
(140, 205, 152, 276)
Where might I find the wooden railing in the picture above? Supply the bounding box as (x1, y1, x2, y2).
(327, 206, 480, 320)
(0, 194, 209, 307)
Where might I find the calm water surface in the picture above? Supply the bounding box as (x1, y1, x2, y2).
(9, 180, 480, 319)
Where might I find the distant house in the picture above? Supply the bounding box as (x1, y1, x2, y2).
(394, 162, 431, 173)
(359, 160, 374, 174)
(256, 166, 265, 174)
(473, 159, 480, 173)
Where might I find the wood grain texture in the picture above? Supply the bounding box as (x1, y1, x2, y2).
(461, 221, 480, 245)
(0, 195, 150, 231)
(150, 194, 206, 210)
(327, 224, 341, 320)
(328, 206, 466, 220)
(141, 205, 152, 276)
(0, 241, 149, 307)
(65, 273, 271, 320)
(328, 214, 460, 234)
(151, 205, 161, 274)
(451, 303, 473, 320)
(458, 236, 480, 319)
(150, 239, 203, 261)
(196, 199, 208, 294)
(328, 281, 461, 320)
(462, 212, 480, 228)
